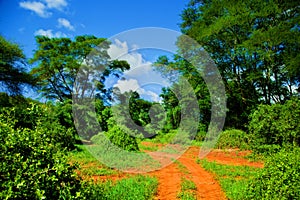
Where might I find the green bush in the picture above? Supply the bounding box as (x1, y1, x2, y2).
(248, 98, 300, 153)
(91, 118, 139, 152)
(98, 175, 158, 200)
(0, 102, 76, 150)
(0, 118, 84, 199)
(216, 129, 249, 149)
(245, 148, 300, 199)
(106, 124, 139, 152)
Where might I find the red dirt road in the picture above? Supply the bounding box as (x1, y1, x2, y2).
(150, 146, 263, 200)
(151, 147, 226, 200)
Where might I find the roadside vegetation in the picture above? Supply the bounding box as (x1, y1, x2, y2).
(1, 0, 299, 199)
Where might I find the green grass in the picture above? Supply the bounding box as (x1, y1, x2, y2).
(197, 159, 261, 200)
(173, 160, 197, 200)
(177, 177, 197, 200)
(174, 160, 189, 174)
(90, 175, 158, 200)
(86, 144, 161, 172)
(191, 140, 202, 147)
(68, 144, 117, 176)
(138, 140, 160, 151)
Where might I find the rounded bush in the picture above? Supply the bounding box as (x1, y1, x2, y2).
(245, 148, 300, 199)
(216, 129, 249, 149)
(106, 125, 139, 152)
(248, 99, 300, 153)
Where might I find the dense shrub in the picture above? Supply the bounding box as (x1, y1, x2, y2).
(248, 98, 300, 153)
(245, 148, 300, 199)
(91, 118, 139, 152)
(216, 129, 249, 149)
(0, 102, 76, 150)
(106, 124, 139, 152)
(0, 117, 84, 199)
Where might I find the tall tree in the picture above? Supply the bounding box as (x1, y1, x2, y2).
(154, 55, 211, 132)
(0, 36, 34, 94)
(180, 0, 300, 128)
(30, 35, 129, 102)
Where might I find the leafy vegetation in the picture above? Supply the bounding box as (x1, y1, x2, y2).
(0, 0, 299, 198)
(180, 0, 299, 129)
(198, 159, 261, 200)
(177, 178, 197, 200)
(0, 36, 35, 95)
(0, 115, 83, 199)
(245, 148, 300, 200)
(248, 98, 300, 154)
(85, 175, 158, 200)
(216, 129, 249, 149)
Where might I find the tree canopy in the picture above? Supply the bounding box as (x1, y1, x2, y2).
(179, 0, 300, 128)
(30, 35, 129, 102)
(0, 35, 35, 95)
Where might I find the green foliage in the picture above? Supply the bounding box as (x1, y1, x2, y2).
(106, 124, 139, 152)
(91, 119, 139, 152)
(177, 177, 197, 200)
(216, 129, 249, 149)
(87, 175, 158, 200)
(0, 36, 35, 94)
(198, 159, 260, 200)
(248, 98, 300, 153)
(0, 117, 83, 199)
(180, 0, 300, 129)
(245, 148, 300, 200)
(152, 129, 177, 144)
(30, 35, 129, 102)
(0, 99, 76, 150)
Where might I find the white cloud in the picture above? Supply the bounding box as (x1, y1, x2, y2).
(107, 39, 128, 60)
(58, 18, 74, 31)
(113, 79, 162, 102)
(34, 29, 66, 38)
(114, 79, 139, 94)
(108, 39, 153, 75)
(20, 0, 68, 17)
(19, 1, 51, 18)
(44, 0, 67, 10)
(107, 39, 171, 102)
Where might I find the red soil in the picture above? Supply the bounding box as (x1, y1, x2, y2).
(150, 162, 182, 200)
(150, 147, 226, 200)
(149, 146, 263, 199)
(79, 144, 263, 199)
(206, 149, 264, 168)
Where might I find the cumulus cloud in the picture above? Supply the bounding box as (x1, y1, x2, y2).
(58, 18, 74, 31)
(19, 0, 68, 17)
(114, 79, 162, 102)
(34, 29, 66, 38)
(19, 1, 51, 18)
(107, 39, 170, 102)
(108, 39, 153, 75)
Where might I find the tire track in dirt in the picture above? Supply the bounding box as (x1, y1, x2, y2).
(150, 147, 226, 200)
(179, 148, 226, 200)
(151, 162, 182, 200)
(150, 146, 263, 199)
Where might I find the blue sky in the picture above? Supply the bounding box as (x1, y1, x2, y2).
(0, 0, 189, 58)
(0, 0, 189, 101)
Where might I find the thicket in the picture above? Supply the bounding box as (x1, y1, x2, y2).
(245, 148, 300, 199)
(0, 115, 84, 199)
(216, 129, 249, 150)
(248, 98, 300, 154)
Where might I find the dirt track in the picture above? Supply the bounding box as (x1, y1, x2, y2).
(82, 145, 263, 199)
(150, 146, 263, 200)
